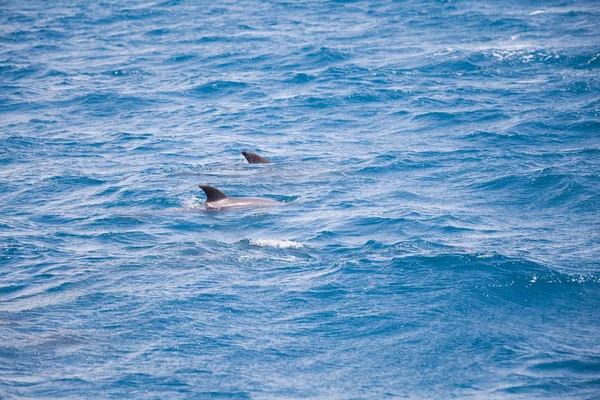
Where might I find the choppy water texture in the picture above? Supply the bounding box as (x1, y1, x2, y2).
(1, 0, 600, 398)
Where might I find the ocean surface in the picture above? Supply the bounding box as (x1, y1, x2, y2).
(1, 0, 599, 398)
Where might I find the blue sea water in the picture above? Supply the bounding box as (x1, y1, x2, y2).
(1, 0, 599, 398)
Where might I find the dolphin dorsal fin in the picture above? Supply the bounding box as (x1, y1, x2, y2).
(242, 151, 272, 164)
(199, 185, 229, 202)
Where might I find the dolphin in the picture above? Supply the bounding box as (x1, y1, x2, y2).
(199, 184, 282, 210)
(242, 151, 272, 164)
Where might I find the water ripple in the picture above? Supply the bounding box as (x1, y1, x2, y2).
(1, 0, 599, 398)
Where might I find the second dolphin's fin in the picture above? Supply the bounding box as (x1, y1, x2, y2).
(242, 151, 272, 164)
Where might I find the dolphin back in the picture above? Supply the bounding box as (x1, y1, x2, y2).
(198, 184, 282, 210)
(242, 151, 272, 164)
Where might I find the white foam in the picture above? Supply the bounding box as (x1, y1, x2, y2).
(587, 53, 600, 65)
(249, 239, 304, 249)
(476, 253, 494, 259)
(529, 10, 547, 16)
(181, 197, 204, 209)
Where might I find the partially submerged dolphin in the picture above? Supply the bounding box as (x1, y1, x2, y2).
(242, 151, 272, 164)
(199, 184, 282, 210)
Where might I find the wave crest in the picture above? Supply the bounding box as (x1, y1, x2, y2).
(248, 239, 304, 249)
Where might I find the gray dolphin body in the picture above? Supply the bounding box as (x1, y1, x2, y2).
(242, 151, 272, 164)
(199, 184, 282, 210)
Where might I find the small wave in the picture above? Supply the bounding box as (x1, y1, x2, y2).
(585, 52, 600, 67)
(249, 239, 304, 249)
(110, 131, 153, 142)
(187, 80, 248, 97)
(284, 72, 317, 84)
(168, 54, 198, 63)
(303, 46, 350, 65)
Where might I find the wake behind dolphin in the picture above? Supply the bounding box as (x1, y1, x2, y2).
(198, 184, 282, 210)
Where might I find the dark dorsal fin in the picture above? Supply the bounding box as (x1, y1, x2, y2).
(198, 185, 229, 202)
(242, 151, 272, 164)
